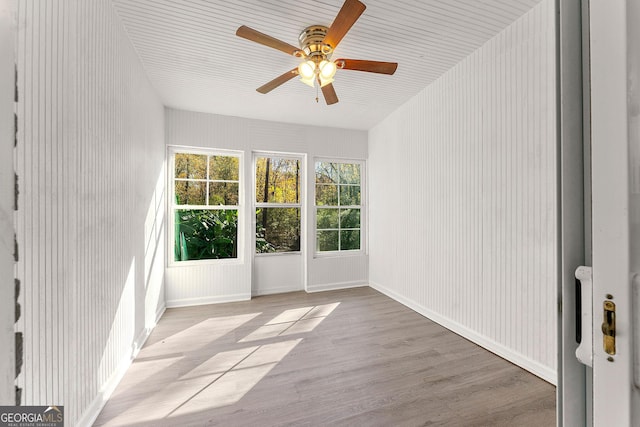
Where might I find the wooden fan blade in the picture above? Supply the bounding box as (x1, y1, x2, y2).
(257, 68, 299, 94)
(236, 25, 301, 56)
(336, 59, 398, 75)
(321, 83, 339, 105)
(323, 0, 366, 49)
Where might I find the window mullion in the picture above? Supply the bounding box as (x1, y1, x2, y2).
(338, 206, 341, 251)
(206, 154, 211, 206)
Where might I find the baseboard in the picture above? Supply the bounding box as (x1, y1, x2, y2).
(369, 281, 557, 385)
(155, 303, 166, 326)
(76, 325, 155, 427)
(166, 293, 251, 308)
(306, 280, 368, 293)
(252, 285, 304, 297)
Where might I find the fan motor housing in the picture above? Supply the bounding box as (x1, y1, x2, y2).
(299, 25, 333, 61)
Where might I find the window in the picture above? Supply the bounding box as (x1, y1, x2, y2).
(171, 149, 241, 262)
(255, 155, 302, 253)
(315, 161, 362, 252)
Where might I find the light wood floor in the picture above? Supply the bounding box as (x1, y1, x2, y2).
(94, 287, 556, 426)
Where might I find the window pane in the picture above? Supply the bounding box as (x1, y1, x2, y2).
(256, 208, 300, 253)
(175, 181, 206, 205)
(315, 162, 339, 184)
(339, 163, 360, 184)
(317, 230, 339, 251)
(316, 184, 338, 206)
(256, 157, 301, 204)
(340, 185, 361, 206)
(210, 156, 239, 181)
(175, 153, 207, 179)
(174, 209, 238, 261)
(340, 230, 360, 250)
(209, 182, 239, 206)
(317, 208, 339, 229)
(255, 157, 267, 202)
(340, 209, 360, 229)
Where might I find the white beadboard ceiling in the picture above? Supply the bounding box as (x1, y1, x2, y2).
(112, 0, 543, 130)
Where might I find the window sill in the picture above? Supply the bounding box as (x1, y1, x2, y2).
(314, 250, 365, 259)
(168, 258, 244, 268)
(254, 251, 302, 258)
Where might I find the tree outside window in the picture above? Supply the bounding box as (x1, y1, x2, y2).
(255, 156, 302, 253)
(315, 161, 362, 252)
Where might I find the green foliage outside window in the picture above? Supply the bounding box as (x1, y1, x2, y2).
(173, 152, 240, 262)
(175, 209, 238, 261)
(256, 207, 301, 252)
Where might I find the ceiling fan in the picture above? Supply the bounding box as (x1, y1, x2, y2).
(236, 0, 398, 105)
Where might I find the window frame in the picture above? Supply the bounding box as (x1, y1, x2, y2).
(168, 146, 243, 267)
(314, 158, 365, 257)
(253, 152, 304, 256)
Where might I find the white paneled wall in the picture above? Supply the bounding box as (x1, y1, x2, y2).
(0, 0, 16, 405)
(369, 0, 557, 382)
(14, 0, 165, 425)
(165, 109, 368, 304)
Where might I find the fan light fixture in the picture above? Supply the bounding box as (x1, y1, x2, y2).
(297, 59, 337, 88)
(295, 26, 337, 89)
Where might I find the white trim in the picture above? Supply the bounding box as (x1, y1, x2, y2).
(369, 281, 557, 385)
(168, 256, 243, 268)
(252, 151, 307, 294)
(313, 158, 366, 255)
(166, 293, 251, 308)
(255, 203, 301, 208)
(255, 251, 302, 258)
(314, 248, 364, 259)
(314, 156, 367, 165)
(154, 304, 167, 329)
(589, 0, 636, 423)
(306, 280, 368, 293)
(252, 285, 304, 296)
(167, 147, 244, 267)
(167, 145, 242, 157)
(252, 150, 303, 161)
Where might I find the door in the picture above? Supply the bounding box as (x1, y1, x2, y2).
(588, 0, 640, 424)
(252, 152, 306, 296)
(561, 0, 640, 425)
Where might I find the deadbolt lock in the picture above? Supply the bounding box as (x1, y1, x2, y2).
(601, 300, 616, 355)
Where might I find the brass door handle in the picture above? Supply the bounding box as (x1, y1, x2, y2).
(601, 300, 616, 355)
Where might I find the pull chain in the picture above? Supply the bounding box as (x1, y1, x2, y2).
(315, 79, 319, 103)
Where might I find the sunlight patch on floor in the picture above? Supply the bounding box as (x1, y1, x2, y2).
(169, 339, 302, 417)
(240, 302, 340, 342)
(143, 313, 261, 357)
(98, 302, 341, 426)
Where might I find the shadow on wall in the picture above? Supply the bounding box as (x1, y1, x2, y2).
(88, 161, 167, 422)
(144, 162, 167, 330)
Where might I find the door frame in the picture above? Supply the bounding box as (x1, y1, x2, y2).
(557, 0, 589, 424)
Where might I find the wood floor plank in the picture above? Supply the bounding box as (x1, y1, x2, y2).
(94, 287, 555, 426)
